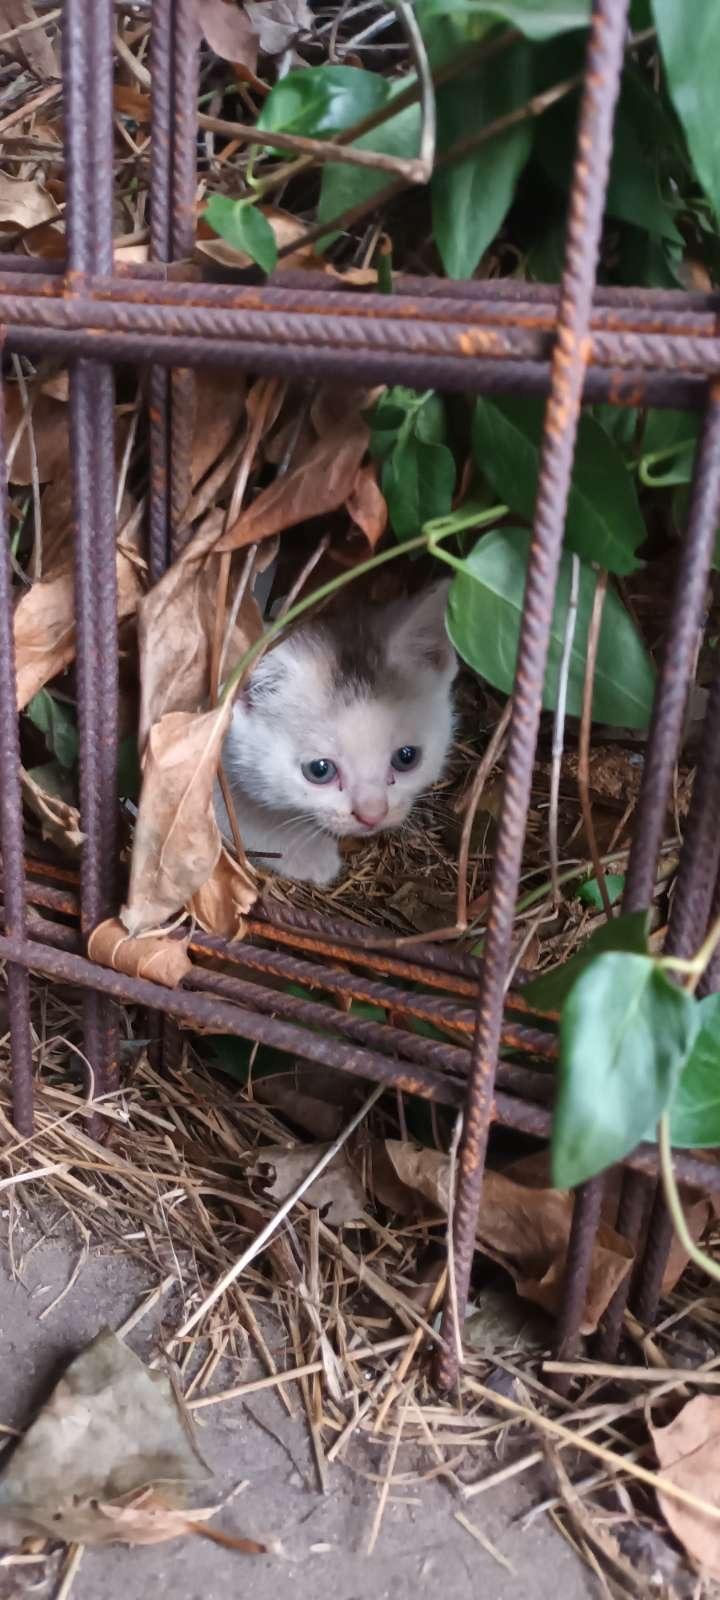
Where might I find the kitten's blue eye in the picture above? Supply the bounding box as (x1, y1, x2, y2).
(302, 758, 337, 785)
(391, 745, 421, 772)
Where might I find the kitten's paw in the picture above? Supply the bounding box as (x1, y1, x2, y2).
(282, 835, 342, 886)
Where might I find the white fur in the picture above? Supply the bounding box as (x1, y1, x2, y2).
(218, 582, 457, 886)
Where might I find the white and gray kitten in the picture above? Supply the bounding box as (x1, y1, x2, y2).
(219, 580, 457, 886)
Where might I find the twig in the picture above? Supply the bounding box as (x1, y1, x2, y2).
(55, 1544, 84, 1600)
(274, 536, 330, 622)
(454, 1512, 515, 1574)
(659, 1112, 720, 1286)
(367, 1386, 412, 1554)
(0, 6, 60, 44)
(167, 1083, 385, 1345)
(199, 111, 428, 183)
(549, 553, 580, 904)
(578, 570, 614, 917)
(188, 1334, 411, 1411)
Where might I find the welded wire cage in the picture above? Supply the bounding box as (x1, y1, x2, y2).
(2, 0, 720, 1391)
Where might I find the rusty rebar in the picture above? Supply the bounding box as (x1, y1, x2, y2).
(437, 0, 631, 1390)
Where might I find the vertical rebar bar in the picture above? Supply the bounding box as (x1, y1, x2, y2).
(436, 0, 630, 1389)
(0, 362, 34, 1134)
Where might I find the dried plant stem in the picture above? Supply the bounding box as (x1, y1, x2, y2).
(367, 1387, 412, 1554)
(456, 700, 513, 929)
(392, 0, 435, 178)
(188, 1334, 410, 1411)
(0, 6, 60, 43)
(549, 553, 580, 904)
(659, 1113, 720, 1286)
(168, 1083, 384, 1345)
(544, 1359, 720, 1385)
(578, 570, 613, 917)
(464, 1376, 720, 1522)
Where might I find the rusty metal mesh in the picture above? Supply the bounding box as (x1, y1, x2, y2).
(2, 0, 720, 1388)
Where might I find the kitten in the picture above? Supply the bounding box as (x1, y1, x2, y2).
(219, 580, 457, 886)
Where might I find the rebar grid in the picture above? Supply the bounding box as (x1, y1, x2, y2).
(1, 0, 720, 1378)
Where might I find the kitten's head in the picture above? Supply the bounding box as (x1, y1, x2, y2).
(225, 581, 457, 839)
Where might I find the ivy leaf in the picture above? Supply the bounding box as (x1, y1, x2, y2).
(318, 81, 421, 241)
(383, 436, 455, 541)
(203, 195, 277, 274)
(446, 528, 656, 727)
(432, 42, 533, 278)
(256, 64, 388, 146)
(472, 398, 646, 574)
(417, 0, 591, 40)
(575, 874, 625, 911)
(669, 994, 720, 1148)
(552, 953, 698, 1188)
(652, 0, 720, 220)
(523, 910, 650, 1011)
(26, 689, 78, 771)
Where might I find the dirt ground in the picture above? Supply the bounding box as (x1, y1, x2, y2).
(0, 1231, 593, 1600)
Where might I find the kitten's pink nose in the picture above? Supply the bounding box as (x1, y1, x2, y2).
(352, 802, 388, 829)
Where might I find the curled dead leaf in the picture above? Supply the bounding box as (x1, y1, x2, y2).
(5, 383, 69, 485)
(0, 173, 58, 232)
(245, 0, 312, 54)
(651, 1396, 720, 1580)
(188, 845, 255, 939)
(0, 0, 59, 77)
(122, 703, 257, 935)
(87, 919, 192, 987)
(22, 765, 84, 853)
(196, 0, 258, 68)
(0, 1330, 210, 1548)
(251, 1143, 366, 1225)
(217, 414, 370, 550)
(346, 462, 388, 548)
(15, 549, 143, 710)
(137, 509, 263, 745)
(372, 1142, 631, 1335)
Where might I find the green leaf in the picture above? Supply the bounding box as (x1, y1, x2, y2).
(256, 65, 388, 144)
(472, 397, 646, 574)
(417, 0, 591, 39)
(203, 195, 277, 274)
(446, 528, 656, 728)
(639, 410, 699, 488)
(575, 874, 625, 910)
(318, 80, 421, 241)
(652, 0, 720, 220)
(432, 42, 533, 278)
(552, 954, 698, 1188)
(383, 436, 455, 541)
(670, 994, 720, 1148)
(523, 910, 650, 1011)
(26, 690, 78, 771)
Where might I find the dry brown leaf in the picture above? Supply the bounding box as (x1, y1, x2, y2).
(0, 173, 58, 232)
(245, 0, 312, 53)
(0, 1330, 210, 1547)
(346, 462, 387, 548)
(0, 1, 59, 78)
(195, 208, 321, 273)
(217, 414, 370, 550)
(14, 549, 143, 710)
(87, 919, 192, 986)
(190, 369, 247, 490)
(251, 1143, 366, 1225)
(137, 511, 263, 746)
(114, 82, 152, 121)
(651, 1397, 720, 1579)
(196, 0, 259, 67)
(21, 764, 84, 853)
(122, 704, 257, 935)
(188, 844, 255, 938)
(373, 1142, 631, 1334)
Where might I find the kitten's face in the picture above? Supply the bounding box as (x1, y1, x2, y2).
(224, 582, 457, 840)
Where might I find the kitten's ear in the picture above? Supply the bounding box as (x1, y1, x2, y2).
(241, 638, 289, 707)
(385, 580, 456, 678)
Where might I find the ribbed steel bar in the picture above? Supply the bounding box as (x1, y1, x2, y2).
(437, 0, 630, 1391)
(0, 367, 33, 1134)
(148, 0, 173, 577)
(62, 0, 119, 1104)
(594, 387, 720, 1356)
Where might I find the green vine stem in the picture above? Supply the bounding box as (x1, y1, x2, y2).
(659, 1112, 720, 1285)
